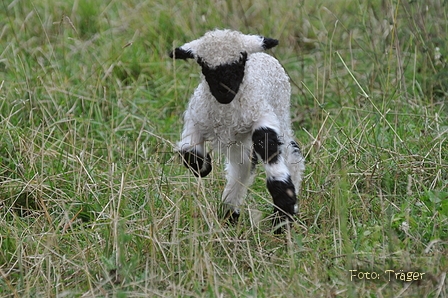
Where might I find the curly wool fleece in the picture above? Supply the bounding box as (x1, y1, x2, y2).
(170, 29, 305, 233)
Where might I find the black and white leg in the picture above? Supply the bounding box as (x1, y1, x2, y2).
(252, 124, 298, 233)
(177, 117, 212, 177)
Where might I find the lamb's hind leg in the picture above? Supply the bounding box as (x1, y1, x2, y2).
(252, 126, 297, 234)
(221, 142, 254, 224)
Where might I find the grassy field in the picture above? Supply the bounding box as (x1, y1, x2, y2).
(1, 0, 447, 297)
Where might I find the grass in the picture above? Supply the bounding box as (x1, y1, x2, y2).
(0, 0, 447, 297)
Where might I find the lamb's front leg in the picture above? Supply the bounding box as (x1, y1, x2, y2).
(177, 115, 212, 177)
(252, 125, 298, 234)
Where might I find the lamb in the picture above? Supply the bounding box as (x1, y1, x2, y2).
(170, 29, 305, 233)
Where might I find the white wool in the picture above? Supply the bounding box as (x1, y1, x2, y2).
(184, 52, 292, 148)
(175, 29, 305, 218)
(180, 29, 265, 67)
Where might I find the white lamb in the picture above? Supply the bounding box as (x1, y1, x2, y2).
(170, 29, 305, 233)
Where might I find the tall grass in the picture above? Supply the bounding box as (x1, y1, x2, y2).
(0, 0, 447, 297)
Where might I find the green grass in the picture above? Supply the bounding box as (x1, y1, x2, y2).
(1, 0, 447, 297)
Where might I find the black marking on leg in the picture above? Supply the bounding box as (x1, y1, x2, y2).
(197, 52, 247, 104)
(267, 176, 297, 216)
(290, 141, 302, 155)
(267, 176, 297, 234)
(252, 127, 282, 164)
(182, 150, 212, 177)
(250, 147, 258, 173)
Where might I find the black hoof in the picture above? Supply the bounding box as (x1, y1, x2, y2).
(221, 208, 240, 225)
(272, 209, 296, 234)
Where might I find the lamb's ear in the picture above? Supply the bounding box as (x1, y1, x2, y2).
(242, 34, 278, 53)
(170, 39, 201, 60)
(169, 47, 195, 60)
(262, 37, 279, 50)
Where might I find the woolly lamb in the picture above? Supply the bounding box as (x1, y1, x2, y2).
(170, 29, 305, 233)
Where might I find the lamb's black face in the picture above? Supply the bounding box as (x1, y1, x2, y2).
(197, 52, 247, 104)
